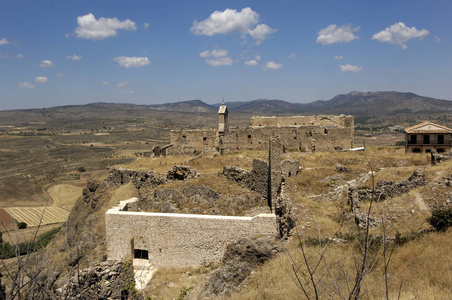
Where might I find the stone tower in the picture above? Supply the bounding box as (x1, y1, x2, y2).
(218, 100, 228, 136)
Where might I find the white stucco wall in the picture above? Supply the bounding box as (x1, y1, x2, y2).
(105, 198, 277, 268)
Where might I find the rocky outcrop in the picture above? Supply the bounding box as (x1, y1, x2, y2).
(166, 165, 198, 181)
(138, 183, 265, 216)
(107, 167, 167, 189)
(55, 261, 133, 299)
(335, 163, 349, 173)
(222, 166, 250, 183)
(200, 237, 279, 298)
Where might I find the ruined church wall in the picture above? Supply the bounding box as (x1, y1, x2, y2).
(169, 115, 354, 153)
(106, 203, 277, 268)
(170, 129, 217, 154)
(221, 126, 352, 152)
(250, 115, 354, 129)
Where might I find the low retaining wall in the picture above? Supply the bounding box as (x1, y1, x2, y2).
(106, 198, 277, 268)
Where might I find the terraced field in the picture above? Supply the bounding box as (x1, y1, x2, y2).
(4, 207, 70, 227)
(48, 184, 82, 208)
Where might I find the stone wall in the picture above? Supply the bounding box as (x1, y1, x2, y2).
(170, 122, 353, 154)
(250, 115, 354, 129)
(106, 198, 277, 268)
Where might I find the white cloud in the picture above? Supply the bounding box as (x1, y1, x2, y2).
(206, 57, 233, 66)
(102, 82, 109, 86)
(244, 60, 258, 66)
(372, 22, 429, 49)
(0, 38, 10, 45)
(317, 24, 360, 45)
(75, 13, 137, 41)
(117, 81, 130, 88)
(288, 53, 296, 59)
(18, 82, 35, 89)
(264, 61, 282, 70)
(40, 60, 54, 68)
(0, 53, 23, 59)
(112, 56, 150, 68)
(434, 36, 441, 43)
(255, 54, 261, 61)
(333, 55, 343, 60)
(35, 76, 48, 83)
(144, 22, 150, 29)
(199, 49, 228, 58)
(57, 73, 67, 78)
(191, 7, 275, 44)
(66, 54, 82, 61)
(191, 7, 258, 36)
(199, 49, 233, 66)
(340, 64, 362, 72)
(248, 24, 276, 45)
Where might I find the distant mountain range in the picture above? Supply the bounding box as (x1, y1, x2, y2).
(149, 91, 452, 116)
(2, 91, 451, 122)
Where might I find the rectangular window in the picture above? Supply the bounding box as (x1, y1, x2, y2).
(438, 135, 444, 144)
(423, 135, 430, 144)
(409, 135, 417, 144)
(134, 249, 149, 259)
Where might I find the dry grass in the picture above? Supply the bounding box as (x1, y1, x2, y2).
(145, 264, 218, 300)
(228, 228, 452, 299)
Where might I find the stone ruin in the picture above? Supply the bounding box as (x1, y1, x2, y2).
(348, 169, 426, 228)
(166, 102, 354, 156)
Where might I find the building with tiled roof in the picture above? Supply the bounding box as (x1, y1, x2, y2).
(404, 121, 452, 153)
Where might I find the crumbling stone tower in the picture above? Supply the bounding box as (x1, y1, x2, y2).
(218, 100, 228, 155)
(218, 100, 228, 136)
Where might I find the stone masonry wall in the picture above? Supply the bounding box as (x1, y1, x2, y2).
(250, 115, 354, 129)
(106, 199, 277, 268)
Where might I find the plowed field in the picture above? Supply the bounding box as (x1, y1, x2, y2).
(48, 184, 82, 208)
(4, 207, 70, 227)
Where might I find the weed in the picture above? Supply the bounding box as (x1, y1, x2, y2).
(176, 286, 193, 300)
(428, 207, 452, 232)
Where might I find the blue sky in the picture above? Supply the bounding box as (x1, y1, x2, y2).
(1, 0, 451, 110)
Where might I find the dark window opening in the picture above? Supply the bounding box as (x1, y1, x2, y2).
(203, 137, 206, 141)
(426, 149, 432, 153)
(121, 290, 129, 300)
(438, 135, 444, 144)
(409, 135, 417, 144)
(423, 135, 430, 144)
(437, 148, 445, 153)
(413, 148, 421, 153)
(324, 128, 328, 134)
(134, 249, 149, 260)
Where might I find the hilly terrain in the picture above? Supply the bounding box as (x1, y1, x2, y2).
(2, 91, 451, 125)
(0, 90, 452, 298)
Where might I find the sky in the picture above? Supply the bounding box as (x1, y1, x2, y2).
(1, 0, 451, 110)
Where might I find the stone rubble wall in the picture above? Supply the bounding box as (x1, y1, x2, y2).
(106, 199, 277, 268)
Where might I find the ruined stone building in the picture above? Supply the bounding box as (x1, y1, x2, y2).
(168, 102, 354, 155)
(404, 121, 452, 154)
